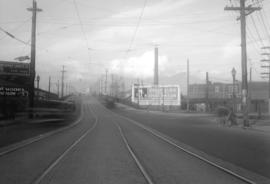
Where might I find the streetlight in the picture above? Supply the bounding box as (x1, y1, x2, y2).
(36, 74, 40, 101)
(36, 75, 40, 89)
(231, 68, 236, 113)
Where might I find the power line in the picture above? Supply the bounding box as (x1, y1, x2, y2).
(255, 0, 270, 43)
(125, 0, 147, 55)
(250, 14, 265, 46)
(0, 18, 31, 40)
(72, 0, 92, 61)
(0, 26, 30, 46)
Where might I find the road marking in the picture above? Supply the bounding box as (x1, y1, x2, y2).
(0, 103, 84, 157)
(114, 121, 154, 184)
(32, 103, 98, 184)
(105, 107, 257, 184)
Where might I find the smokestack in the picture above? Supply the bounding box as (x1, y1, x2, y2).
(154, 47, 159, 85)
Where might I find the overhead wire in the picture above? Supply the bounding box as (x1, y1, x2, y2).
(72, 0, 92, 62)
(125, 0, 148, 56)
(0, 18, 31, 40)
(255, 0, 270, 43)
(0, 26, 30, 46)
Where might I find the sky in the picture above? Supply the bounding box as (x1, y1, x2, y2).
(0, 0, 270, 93)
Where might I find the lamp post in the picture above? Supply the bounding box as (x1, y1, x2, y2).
(231, 68, 236, 113)
(36, 75, 40, 101)
(36, 75, 40, 89)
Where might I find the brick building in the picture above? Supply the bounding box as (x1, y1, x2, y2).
(186, 81, 268, 113)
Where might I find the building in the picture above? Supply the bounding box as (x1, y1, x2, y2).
(186, 81, 268, 114)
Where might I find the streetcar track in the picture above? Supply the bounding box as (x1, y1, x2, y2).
(32, 103, 98, 184)
(0, 102, 85, 157)
(113, 121, 154, 184)
(100, 103, 257, 184)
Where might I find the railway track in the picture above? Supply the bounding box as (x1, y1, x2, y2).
(101, 104, 258, 184)
(0, 99, 261, 184)
(32, 103, 154, 184)
(32, 103, 98, 184)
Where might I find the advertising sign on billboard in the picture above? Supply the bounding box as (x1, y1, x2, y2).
(132, 84, 181, 106)
(0, 86, 28, 97)
(0, 61, 30, 76)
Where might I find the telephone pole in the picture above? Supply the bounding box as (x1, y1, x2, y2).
(206, 72, 209, 112)
(260, 46, 270, 115)
(48, 76, 51, 93)
(57, 80, 60, 98)
(187, 59, 190, 112)
(225, 0, 261, 127)
(27, 0, 42, 117)
(249, 67, 252, 83)
(105, 69, 108, 95)
(61, 65, 66, 98)
(111, 74, 114, 97)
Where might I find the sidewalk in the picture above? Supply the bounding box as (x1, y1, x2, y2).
(116, 102, 270, 134)
(115, 103, 214, 117)
(250, 119, 270, 133)
(0, 117, 64, 127)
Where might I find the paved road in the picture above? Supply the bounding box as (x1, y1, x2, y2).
(113, 104, 270, 180)
(0, 97, 268, 183)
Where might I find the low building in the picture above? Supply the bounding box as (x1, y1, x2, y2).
(186, 81, 268, 113)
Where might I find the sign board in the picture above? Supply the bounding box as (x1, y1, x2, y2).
(0, 61, 30, 76)
(0, 86, 28, 97)
(131, 84, 181, 106)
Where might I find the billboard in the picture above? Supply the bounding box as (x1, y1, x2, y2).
(0, 61, 30, 76)
(131, 84, 181, 106)
(0, 86, 28, 97)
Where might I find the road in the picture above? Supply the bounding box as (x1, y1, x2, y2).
(0, 96, 269, 184)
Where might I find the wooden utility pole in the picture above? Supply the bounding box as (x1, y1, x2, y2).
(206, 72, 209, 112)
(111, 74, 114, 96)
(105, 69, 108, 95)
(225, 0, 261, 127)
(187, 59, 190, 112)
(57, 80, 60, 98)
(261, 47, 270, 115)
(27, 0, 42, 117)
(48, 76, 51, 93)
(231, 68, 237, 113)
(249, 67, 252, 83)
(61, 65, 66, 98)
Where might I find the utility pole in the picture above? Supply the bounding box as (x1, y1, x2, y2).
(249, 67, 252, 83)
(206, 72, 209, 112)
(57, 80, 60, 98)
(27, 0, 42, 117)
(111, 74, 114, 97)
(105, 69, 108, 95)
(261, 46, 270, 115)
(61, 65, 66, 98)
(66, 83, 68, 96)
(48, 76, 51, 93)
(225, 0, 261, 127)
(187, 59, 190, 112)
(231, 68, 237, 113)
(48, 76, 51, 100)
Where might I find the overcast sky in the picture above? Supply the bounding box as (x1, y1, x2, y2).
(1, 0, 270, 92)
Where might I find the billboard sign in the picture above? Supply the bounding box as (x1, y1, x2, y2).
(0, 61, 30, 76)
(0, 86, 28, 97)
(132, 84, 181, 106)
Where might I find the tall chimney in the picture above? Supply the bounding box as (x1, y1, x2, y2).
(154, 47, 159, 85)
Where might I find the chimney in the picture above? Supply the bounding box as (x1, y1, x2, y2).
(154, 47, 159, 85)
